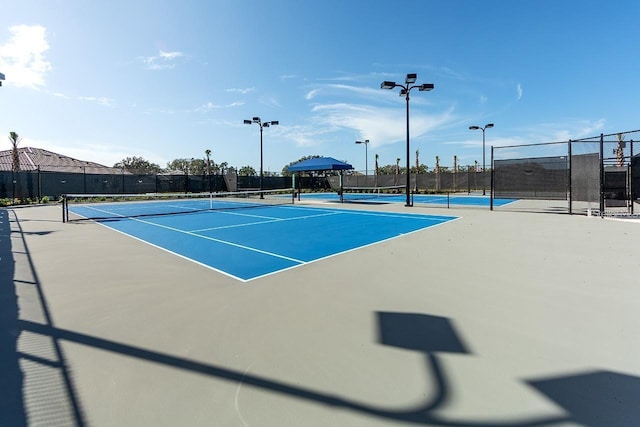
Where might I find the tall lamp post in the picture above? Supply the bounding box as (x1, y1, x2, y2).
(355, 139, 369, 176)
(469, 123, 494, 195)
(0, 72, 5, 86)
(244, 117, 279, 198)
(381, 73, 434, 207)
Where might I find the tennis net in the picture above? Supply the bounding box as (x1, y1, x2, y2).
(62, 188, 294, 222)
(340, 185, 405, 202)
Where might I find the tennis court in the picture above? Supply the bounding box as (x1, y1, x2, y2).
(4, 201, 640, 426)
(65, 191, 458, 281)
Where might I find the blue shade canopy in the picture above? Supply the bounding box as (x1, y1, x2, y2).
(287, 157, 353, 172)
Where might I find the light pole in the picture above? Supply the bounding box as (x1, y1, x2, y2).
(381, 73, 434, 207)
(0, 72, 5, 86)
(244, 117, 279, 198)
(355, 139, 369, 176)
(469, 123, 494, 195)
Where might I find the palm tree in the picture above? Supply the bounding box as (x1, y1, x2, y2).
(435, 156, 440, 192)
(205, 149, 212, 192)
(205, 149, 212, 175)
(9, 131, 21, 173)
(375, 154, 379, 175)
(415, 149, 420, 192)
(616, 133, 624, 167)
(219, 162, 228, 175)
(9, 132, 22, 202)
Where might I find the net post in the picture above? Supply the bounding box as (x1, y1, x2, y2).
(62, 195, 67, 223)
(292, 173, 296, 204)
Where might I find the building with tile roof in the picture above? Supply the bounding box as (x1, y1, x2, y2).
(0, 146, 115, 173)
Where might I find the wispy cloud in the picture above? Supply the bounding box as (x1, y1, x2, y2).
(259, 96, 281, 108)
(517, 83, 523, 100)
(0, 24, 52, 89)
(280, 74, 298, 80)
(78, 96, 115, 107)
(145, 100, 244, 115)
(305, 83, 388, 103)
(140, 49, 185, 70)
(279, 102, 456, 151)
(326, 84, 382, 98)
(226, 87, 254, 95)
(305, 89, 320, 100)
(282, 124, 336, 147)
(195, 101, 244, 112)
(289, 80, 453, 149)
(540, 118, 606, 141)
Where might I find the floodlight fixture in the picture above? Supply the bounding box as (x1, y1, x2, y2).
(244, 116, 279, 197)
(379, 72, 435, 207)
(355, 139, 370, 176)
(469, 123, 495, 195)
(0, 71, 4, 87)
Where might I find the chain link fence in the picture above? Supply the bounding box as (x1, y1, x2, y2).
(492, 131, 638, 215)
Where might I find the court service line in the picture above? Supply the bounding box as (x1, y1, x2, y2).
(123, 216, 307, 264)
(288, 207, 456, 222)
(190, 211, 343, 233)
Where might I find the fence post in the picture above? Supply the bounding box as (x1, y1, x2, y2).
(490, 146, 494, 211)
(631, 140, 634, 215)
(568, 140, 572, 214)
(599, 133, 604, 216)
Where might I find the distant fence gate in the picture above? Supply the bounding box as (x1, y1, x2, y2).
(492, 131, 638, 216)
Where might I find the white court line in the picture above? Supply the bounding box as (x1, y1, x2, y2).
(101, 214, 306, 264)
(71, 204, 458, 282)
(190, 211, 342, 232)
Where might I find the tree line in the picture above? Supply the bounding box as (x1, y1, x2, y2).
(114, 150, 481, 178)
(112, 156, 264, 176)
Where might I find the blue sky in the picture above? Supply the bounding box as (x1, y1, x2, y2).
(1, 0, 638, 173)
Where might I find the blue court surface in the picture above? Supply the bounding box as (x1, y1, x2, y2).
(70, 204, 457, 281)
(300, 192, 516, 207)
